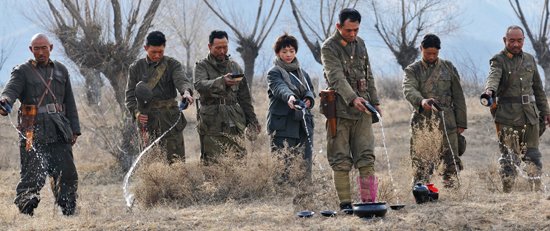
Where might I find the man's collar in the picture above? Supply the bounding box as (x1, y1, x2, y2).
(334, 31, 356, 47)
(146, 56, 163, 66)
(503, 49, 522, 59)
(29, 59, 53, 67)
(421, 58, 439, 68)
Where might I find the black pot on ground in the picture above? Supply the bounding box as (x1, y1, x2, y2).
(352, 202, 388, 218)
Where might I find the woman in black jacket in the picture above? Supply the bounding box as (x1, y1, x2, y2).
(267, 33, 315, 181)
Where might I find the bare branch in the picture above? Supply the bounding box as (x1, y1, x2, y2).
(250, 0, 264, 38)
(202, 0, 244, 39)
(257, 0, 285, 47)
(111, 0, 122, 43)
(131, 0, 161, 53)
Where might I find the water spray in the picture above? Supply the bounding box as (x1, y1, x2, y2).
(363, 102, 405, 210)
(429, 100, 462, 186)
(123, 113, 183, 208)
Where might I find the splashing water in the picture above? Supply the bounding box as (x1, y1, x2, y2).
(123, 114, 182, 208)
(486, 110, 548, 193)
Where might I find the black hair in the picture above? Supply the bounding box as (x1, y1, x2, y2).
(146, 31, 166, 46)
(209, 30, 229, 44)
(338, 8, 361, 25)
(421, 34, 441, 50)
(273, 33, 298, 53)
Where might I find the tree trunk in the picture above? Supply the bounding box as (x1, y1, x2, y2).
(543, 65, 550, 94)
(80, 68, 103, 106)
(237, 38, 259, 88)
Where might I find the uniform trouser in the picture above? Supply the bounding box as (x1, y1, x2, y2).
(327, 114, 375, 205)
(200, 133, 246, 165)
(497, 123, 542, 180)
(146, 107, 186, 163)
(271, 132, 313, 181)
(14, 141, 78, 213)
(410, 112, 462, 184)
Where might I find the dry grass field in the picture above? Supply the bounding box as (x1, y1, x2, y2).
(0, 83, 549, 230)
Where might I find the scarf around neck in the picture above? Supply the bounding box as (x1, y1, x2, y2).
(273, 57, 308, 96)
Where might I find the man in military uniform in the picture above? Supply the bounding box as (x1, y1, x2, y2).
(0, 33, 80, 216)
(484, 26, 550, 192)
(403, 34, 467, 189)
(321, 9, 381, 211)
(125, 31, 194, 163)
(194, 30, 260, 165)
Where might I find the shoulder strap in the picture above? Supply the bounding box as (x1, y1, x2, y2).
(146, 61, 167, 89)
(422, 62, 442, 92)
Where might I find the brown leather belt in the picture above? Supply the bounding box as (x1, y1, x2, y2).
(37, 103, 64, 114)
(497, 95, 535, 104)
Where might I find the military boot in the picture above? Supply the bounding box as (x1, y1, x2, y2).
(19, 197, 39, 216)
(333, 171, 352, 214)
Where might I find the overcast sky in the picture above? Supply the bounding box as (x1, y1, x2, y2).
(0, 0, 542, 85)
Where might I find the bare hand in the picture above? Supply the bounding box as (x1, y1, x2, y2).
(304, 98, 311, 109)
(287, 95, 297, 110)
(183, 91, 194, 105)
(545, 114, 550, 127)
(352, 97, 367, 112)
(71, 134, 79, 145)
(223, 73, 239, 86)
(484, 89, 493, 97)
(457, 127, 465, 134)
(0, 98, 8, 116)
(138, 113, 148, 125)
(374, 105, 382, 117)
(421, 98, 436, 111)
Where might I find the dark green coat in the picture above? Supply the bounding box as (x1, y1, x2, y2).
(194, 54, 258, 135)
(1, 60, 80, 144)
(485, 50, 550, 126)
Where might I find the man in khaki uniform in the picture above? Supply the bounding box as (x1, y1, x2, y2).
(194, 30, 260, 164)
(484, 25, 550, 192)
(403, 34, 467, 188)
(321, 9, 381, 211)
(125, 31, 194, 163)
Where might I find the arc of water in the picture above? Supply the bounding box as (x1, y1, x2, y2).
(376, 113, 401, 204)
(439, 110, 462, 186)
(123, 114, 182, 208)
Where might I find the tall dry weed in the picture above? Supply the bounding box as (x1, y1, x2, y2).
(132, 137, 319, 208)
(410, 113, 444, 183)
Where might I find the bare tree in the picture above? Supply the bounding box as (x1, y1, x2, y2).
(289, 0, 358, 64)
(162, 0, 210, 78)
(369, 0, 460, 69)
(37, 0, 162, 170)
(0, 38, 15, 72)
(202, 0, 285, 87)
(509, 0, 550, 93)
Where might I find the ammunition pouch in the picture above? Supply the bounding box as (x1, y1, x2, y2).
(319, 89, 337, 138)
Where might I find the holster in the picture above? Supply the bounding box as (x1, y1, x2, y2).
(19, 105, 37, 151)
(320, 89, 337, 138)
